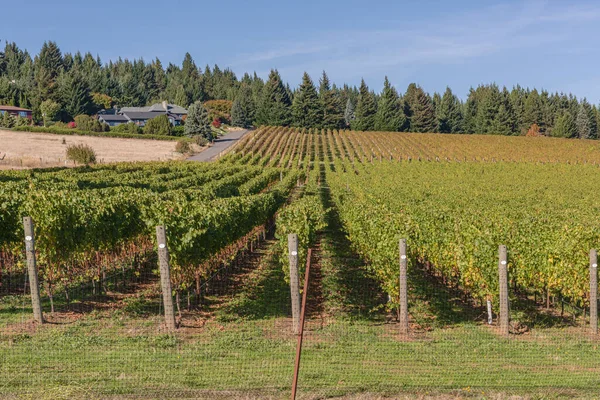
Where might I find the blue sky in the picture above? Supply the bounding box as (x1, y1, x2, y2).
(4, 0, 600, 102)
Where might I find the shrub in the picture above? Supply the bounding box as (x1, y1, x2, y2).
(0, 112, 16, 128)
(212, 118, 222, 128)
(194, 135, 209, 147)
(175, 140, 191, 154)
(67, 121, 77, 129)
(144, 114, 172, 135)
(66, 143, 97, 165)
(112, 122, 142, 134)
(74, 115, 108, 132)
(171, 126, 185, 136)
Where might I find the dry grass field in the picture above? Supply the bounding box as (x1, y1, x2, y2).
(0, 129, 187, 169)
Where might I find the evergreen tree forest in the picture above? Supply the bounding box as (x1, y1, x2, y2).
(1, 40, 599, 139)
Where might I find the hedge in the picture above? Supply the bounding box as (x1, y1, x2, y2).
(11, 125, 189, 141)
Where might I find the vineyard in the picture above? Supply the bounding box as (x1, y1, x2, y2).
(2, 126, 600, 398)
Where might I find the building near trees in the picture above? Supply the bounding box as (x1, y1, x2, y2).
(98, 101, 187, 127)
(0, 105, 32, 120)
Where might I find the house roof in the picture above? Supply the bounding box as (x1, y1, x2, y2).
(122, 111, 167, 120)
(148, 103, 188, 114)
(98, 114, 130, 122)
(119, 103, 188, 114)
(0, 105, 32, 112)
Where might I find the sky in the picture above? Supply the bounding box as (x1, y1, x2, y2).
(4, 0, 600, 102)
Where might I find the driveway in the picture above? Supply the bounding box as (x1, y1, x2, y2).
(187, 129, 249, 162)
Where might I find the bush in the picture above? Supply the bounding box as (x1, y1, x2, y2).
(175, 140, 191, 154)
(74, 115, 108, 132)
(111, 122, 142, 134)
(144, 114, 172, 135)
(171, 126, 185, 136)
(67, 121, 77, 129)
(194, 135, 209, 147)
(66, 143, 97, 165)
(212, 118, 222, 128)
(0, 112, 16, 128)
(12, 125, 181, 141)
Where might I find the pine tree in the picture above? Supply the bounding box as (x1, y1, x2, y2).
(351, 79, 377, 131)
(344, 98, 355, 128)
(38, 41, 63, 79)
(576, 103, 592, 139)
(319, 71, 344, 129)
(291, 72, 322, 128)
(231, 83, 255, 128)
(490, 104, 514, 135)
(58, 71, 92, 119)
(255, 69, 291, 126)
(409, 86, 436, 133)
(185, 101, 212, 140)
(523, 89, 543, 134)
(374, 76, 404, 131)
(174, 86, 189, 108)
(475, 85, 501, 134)
(437, 87, 463, 133)
(552, 111, 576, 138)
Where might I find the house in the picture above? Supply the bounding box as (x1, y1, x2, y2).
(98, 101, 187, 127)
(0, 105, 33, 120)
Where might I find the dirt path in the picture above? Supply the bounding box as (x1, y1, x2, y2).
(187, 129, 249, 162)
(0, 129, 182, 168)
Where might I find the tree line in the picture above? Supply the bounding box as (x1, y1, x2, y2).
(0, 40, 598, 138)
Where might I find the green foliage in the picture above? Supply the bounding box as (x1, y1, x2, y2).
(437, 87, 463, 133)
(185, 101, 212, 140)
(74, 115, 108, 132)
(319, 71, 344, 129)
(12, 124, 179, 140)
(351, 79, 377, 131)
(66, 143, 97, 165)
(144, 114, 172, 136)
(552, 111, 576, 138)
(255, 69, 292, 126)
(231, 83, 255, 128)
(292, 72, 322, 128)
(0, 111, 16, 128)
(40, 99, 61, 125)
(111, 122, 142, 134)
(374, 76, 404, 132)
(58, 71, 93, 119)
(405, 84, 436, 133)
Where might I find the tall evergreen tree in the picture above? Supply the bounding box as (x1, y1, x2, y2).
(38, 41, 63, 79)
(231, 83, 255, 128)
(57, 71, 92, 119)
(552, 111, 576, 138)
(291, 72, 322, 128)
(437, 87, 463, 133)
(319, 71, 344, 129)
(408, 85, 436, 133)
(351, 79, 377, 131)
(523, 89, 543, 133)
(255, 69, 292, 126)
(475, 85, 502, 134)
(185, 101, 213, 140)
(374, 76, 404, 131)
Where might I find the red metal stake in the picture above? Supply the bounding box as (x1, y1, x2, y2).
(291, 248, 312, 400)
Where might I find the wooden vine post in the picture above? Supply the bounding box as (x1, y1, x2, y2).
(399, 238, 409, 334)
(288, 234, 301, 334)
(23, 217, 43, 324)
(590, 249, 598, 335)
(498, 245, 509, 336)
(156, 226, 176, 331)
